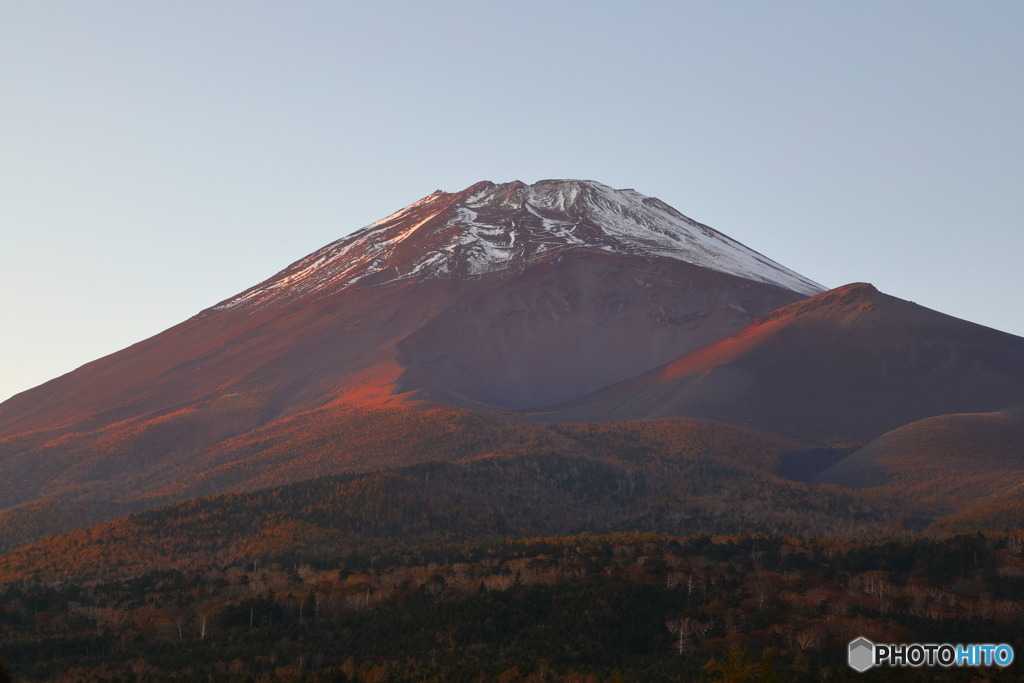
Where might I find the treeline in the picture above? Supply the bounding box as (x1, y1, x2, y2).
(3, 532, 1024, 681)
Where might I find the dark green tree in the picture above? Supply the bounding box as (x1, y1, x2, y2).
(0, 658, 11, 683)
(759, 650, 785, 683)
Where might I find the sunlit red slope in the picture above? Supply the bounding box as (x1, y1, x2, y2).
(530, 283, 1024, 443)
(0, 180, 816, 512)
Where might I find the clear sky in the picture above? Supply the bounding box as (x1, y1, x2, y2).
(2, 1, 1022, 404)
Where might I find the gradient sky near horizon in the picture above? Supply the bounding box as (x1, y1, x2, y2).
(2, 1, 1023, 404)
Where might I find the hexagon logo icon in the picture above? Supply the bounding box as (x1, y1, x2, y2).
(848, 637, 875, 672)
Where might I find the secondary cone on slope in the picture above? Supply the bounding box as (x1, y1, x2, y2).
(528, 283, 1024, 442)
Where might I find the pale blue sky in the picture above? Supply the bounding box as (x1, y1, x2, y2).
(2, 1, 1022, 403)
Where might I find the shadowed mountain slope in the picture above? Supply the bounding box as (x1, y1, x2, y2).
(394, 252, 805, 408)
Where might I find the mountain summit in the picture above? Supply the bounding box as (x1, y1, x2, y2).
(211, 180, 823, 314)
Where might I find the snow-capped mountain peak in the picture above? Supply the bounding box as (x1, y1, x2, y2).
(212, 179, 824, 312)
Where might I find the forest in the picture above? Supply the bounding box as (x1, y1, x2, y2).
(3, 530, 1024, 682)
(0, 453, 910, 586)
(2, 443, 1024, 682)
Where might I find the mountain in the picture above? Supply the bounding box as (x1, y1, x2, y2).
(0, 180, 818, 515)
(527, 283, 1024, 443)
